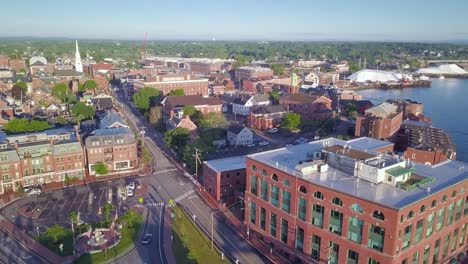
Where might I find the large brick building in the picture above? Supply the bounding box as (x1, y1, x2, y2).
(203, 156, 246, 206)
(355, 102, 403, 140)
(134, 73, 209, 96)
(162, 95, 223, 118)
(85, 128, 138, 176)
(279, 93, 335, 121)
(245, 137, 468, 264)
(387, 99, 424, 121)
(189, 61, 222, 74)
(235, 66, 273, 81)
(0, 128, 85, 194)
(247, 105, 291, 131)
(242, 76, 290, 93)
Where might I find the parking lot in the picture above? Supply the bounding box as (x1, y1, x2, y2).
(1, 177, 149, 237)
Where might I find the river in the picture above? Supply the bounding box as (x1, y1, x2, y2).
(357, 78, 468, 162)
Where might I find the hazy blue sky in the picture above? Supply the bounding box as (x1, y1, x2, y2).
(2, 0, 468, 41)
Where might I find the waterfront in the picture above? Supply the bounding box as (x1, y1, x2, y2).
(358, 78, 468, 162)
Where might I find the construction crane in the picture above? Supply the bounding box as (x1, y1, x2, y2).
(140, 32, 147, 59)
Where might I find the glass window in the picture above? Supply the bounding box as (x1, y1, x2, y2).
(298, 197, 307, 221)
(443, 233, 450, 258)
(437, 207, 445, 231)
(351, 203, 363, 214)
(260, 180, 268, 201)
(442, 195, 447, 203)
(311, 235, 321, 261)
(272, 174, 278, 182)
(314, 191, 323, 200)
(431, 200, 437, 208)
(270, 212, 277, 237)
(451, 228, 459, 253)
(414, 220, 423, 244)
(250, 201, 256, 224)
(296, 227, 304, 252)
(426, 212, 435, 237)
(261, 169, 267, 176)
(446, 203, 455, 226)
(460, 224, 466, 247)
(282, 190, 291, 213)
(299, 185, 307, 194)
(251, 165, 257, 172)
(250, 176, 258, 196)
(260, 207, 266, 231)
(373, 211, 385, 221)
(329, 242, 339, 264)
(312, 204, 324, 228)
(423, 245, 430, 264)
(270, 185, 279, 207)
(455, 198, 463, 221)
(433, 239, 440, 263)
(407, 211, 414, 220)
(420, 205, 426, 214)
(413, 250, 419, 264)
(402, 224, 412, 250)
(332, 197, 343, 206)
(281, 219, 288, 244)
(347, 250, 359, 264)
(329, 210, 343, 235)
(368, 258, 380, 264)
(348, 217, 363, 243)
(368, 225, 385, 252)
(452, 190, 457, 198)
(283, 179, 290, 187)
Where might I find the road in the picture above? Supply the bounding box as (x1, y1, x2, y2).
(0, 228, 47, 264)
(115, 87, 268, 264)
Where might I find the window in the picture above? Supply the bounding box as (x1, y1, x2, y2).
(368, 225, 385, 252)
(312, 204, 324, 228)
(271, 174, 278, 182)
(437, 207, 445, 231)
(413, 250, 419, 264)
(270, 185, 279, 207)
(442, 195, 447, 203)
(314, 191, 323, 200)
(402, 224, 412, 250)
(465, 197, 468, 216)
(250, 201, 256, 224)
(433, 239, 440, 263)
(329, 210, 343, 235)
(283, 179, 290, 187)
(423, 245, 430, 264)
(299, 185, 307, 194)
(347, 250, 359, 264)
(351, 203, 363, 213)
(420, 205, 426, 214)
(329, 242, 339, 264)
(296, 227, 304, 252)
(368, 258, 380, 264)
(348, 217, 363, 243)
(260, 207, 266, 231)
(250, 176, 258, 196)
(455, 198, 463, 221)
(311, 235, 321, 260)
(332, 197, 343, 206)
(281, 190, 291, 213)
(280, 219, 288, 244)
(298, 197, 307, 221)
(251, 165, 257, 172)
(446, 203, 454, 226)
(426, 212, 435, 237)
(270, 213, 277, 237)
(260, 180, 268, 201)
(460, 223, 466, 247)
(451, 228, 459, 253)
(261, 169, 267, 177)
(443, 233, 450, 258)
(414, 220, 423, 244)
(372, 211, 385, 221)
(407, 211, 414, 220)
(452, 190, 457, 198)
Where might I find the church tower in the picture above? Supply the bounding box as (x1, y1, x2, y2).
(75, 40, 83, 73)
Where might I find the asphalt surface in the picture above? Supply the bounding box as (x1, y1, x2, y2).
(0, 228, 46, 264)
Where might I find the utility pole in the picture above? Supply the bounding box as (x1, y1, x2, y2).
(193, 148, 202, 182)
(211, 212, 214, 250)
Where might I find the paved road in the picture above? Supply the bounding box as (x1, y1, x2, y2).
(0, 229, 46, 264)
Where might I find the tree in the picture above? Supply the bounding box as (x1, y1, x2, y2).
(46, 225, 66, 243)
(233, 54, 253, 68)
(148, 105, 163, 125)
(11, 81, 28, 100)
(72, 102, 96, 121)
(132, 87, 160, 115)
(52, 83, 75, 103)
(70, 211, 78, 225)
(78, 80, 98, 93)
(182, 106, 203, 126)
(269, 91, 280, 105)
(94, 163, 108, 175)
(103, 204, 113, 221)
(142, 147, 152, 165)
(281, 113, 301, 131)
(164, 127, 190, 155)
(182, 106, 197, 117)
(199, 113, 228, 129)
(271, 64, 285, 76)
(167, 89, 185, 96)
(125, 210, 136, 228)
(345, 103, 358, 119)
(348, 61, 361, 73)
(56, 116, 68, 126)
(4, 118, 52, 134)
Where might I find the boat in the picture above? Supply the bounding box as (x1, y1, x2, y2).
(419, 75, 430, 81)
(438, 75, 445, 80)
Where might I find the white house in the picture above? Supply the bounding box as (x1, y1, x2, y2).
(227, 126, 253, 146)
(232, 94, 270, 116)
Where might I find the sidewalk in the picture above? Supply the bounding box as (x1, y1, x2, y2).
(163, 207, 177, 264)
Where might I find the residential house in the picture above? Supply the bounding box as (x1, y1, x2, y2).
(247, 105, 290, 131)
(98, 111, 128, 129)
(279, 93, 334, 120)
(227, 126, 253, 146)
(232, 94, 271, 116)
(91, 94, 113, 111)
(85, 128, 138, 176)
(355, 102, 403, 140)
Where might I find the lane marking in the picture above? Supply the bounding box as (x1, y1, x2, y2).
(174, 190, 195, 203)
(154, 169, 177, 174)
(158, 206, 165, 264)
(77, 191, 89, 211)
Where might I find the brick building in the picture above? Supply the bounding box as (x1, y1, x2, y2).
(396, 121, 456, 166)
(189, 61, 222, 74)
(0, 128, 85, 194)
(247, 105, 291, 131)
(355, 102, 403, 140)
(235, 67, 273, 81)
(203, 156, 246, 206)
(245, 137, 468, 264)
(85, 128, 138, 176)
(242, 76, 290, 93)
(387, 99, 425, 121)
(9, 59, 27, 72)
(0, 55, 9, 69)
(134, 73, 209, 96)
(162, 95, 223, 119)
(279, 93, 335, 121)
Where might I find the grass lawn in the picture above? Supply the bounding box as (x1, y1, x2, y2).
(37, 229, 75, 256)
(172, 206, 229, 264)
(74, 215, 143, 264)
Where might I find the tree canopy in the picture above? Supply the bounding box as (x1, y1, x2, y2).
(182, 106, 197, 117)
(269, 91, 280, 105)
(52, 83, 75, 103)
(167, 89, 185, 96)
(164, 127, 190, 155)
(78, 80, 98, 93)
(132, 87, 160, 115)
(271, 64, 285, 76)
(14, 81, 28, 93)
(4, 118, 52, 134)
(281, 113, 301, 131)
(199, 113, 228, 129)
(233, 54, 253, 68)
(94, 163, 108, 175)
(72, 102, 96, 121)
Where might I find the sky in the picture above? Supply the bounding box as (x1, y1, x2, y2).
(1, 0, 468, 42)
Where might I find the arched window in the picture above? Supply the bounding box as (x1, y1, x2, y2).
(283, 179, 290, 187)
(452, 190, 457, 198)
(314, 191, 323, 200)
(461, 187, 465, 194)
(400, 215, 404, 223)
(442, 195, 448, 203)
(332, 197, 342, 206)
(299, 186, 307, 194)
(431, 200, 437, 208)
(261, 169, 267, 177)
(407, 211, 414, 220)
(272, 174, 278, 182)
(351, 203, 363, 213)
(251, 165, 257, 172)
(420, 205, 426, 214)
(373, 211, 385, 221)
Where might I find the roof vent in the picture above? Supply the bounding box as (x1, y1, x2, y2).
(426, 187, 431, 193)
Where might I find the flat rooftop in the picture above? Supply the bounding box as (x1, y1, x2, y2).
(204, 156, 246, 173)
(248, 137, 468, 210)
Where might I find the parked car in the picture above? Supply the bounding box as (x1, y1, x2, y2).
(267, 128, 279, 133)
(247, 143, 256, 148)
(142, 234, 153, 245)
(128, 181, 136, 190)
(27, 188, 42, 196)
(127, 187, 134, 197)
(259, 141, 270, 146)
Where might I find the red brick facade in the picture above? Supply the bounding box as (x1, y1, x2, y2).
(135, 74, 208, 96)
(355, 112, 403, 140)
(280, 95, 335, 121)
(203, 164, 246, 206)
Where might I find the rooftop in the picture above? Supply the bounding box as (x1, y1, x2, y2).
(365, 102, 398, 118)
(237, 66, 272, 72)
(248, 137, 467, 210)
(163, 95, 222, 107)
(400, 122, 455, 153)
(282, 93, 323, 103)
(204, 156, 246, 173)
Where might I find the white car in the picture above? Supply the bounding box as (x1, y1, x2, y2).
(267, 128, 279, 133)
(259, 141, 270, 146)
(247, 144, 256, 147)
(127, 187, 134, 197)
(27, 188, 42, 196)
(128, 181, 136, 190)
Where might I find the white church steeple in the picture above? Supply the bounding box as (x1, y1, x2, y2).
(75, 40, 83, 73)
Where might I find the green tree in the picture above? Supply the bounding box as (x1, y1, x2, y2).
(103, 204, 113, 221)
(132, 87, 160, 115)
(56, 116, 68, 126)
(269, 91, 280, 105)
(94, 163, 108, 175)
(199, 113, 228, 129)
(348, 61, 361, 73)
(182, 105, 197, 117)
(148, 105, 163, 125)
(164, 127, 190, 155)
(281, 113, 301, 131)
(78, 80, 98, 93)
(46, 225, 66, 243)
(182, 106, 203, 126)
(70, 211, 78, 225)
(271, 64, 285, 75)
(233, 54, 253, 68)
(52, 83, 75, 103)
(142, 147, 152, 165)
(4, 118, 52, 134)
(167, 89, 185, 96)
(71, 102, 96, 121)
(11, 81, 28, 100)
(125, 210, 136, 228)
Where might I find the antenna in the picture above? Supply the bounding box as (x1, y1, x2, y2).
(140, 32, 148, 59)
